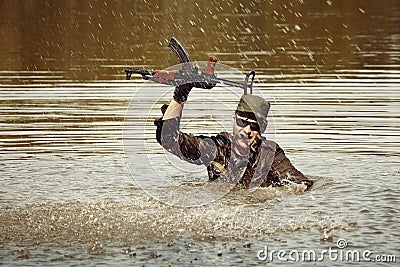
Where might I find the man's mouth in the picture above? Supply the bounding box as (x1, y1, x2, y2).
(237, 135, 252, 145)
(238, 133, 251, 140)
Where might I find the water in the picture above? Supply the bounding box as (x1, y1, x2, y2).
(0, 0, 399, 265)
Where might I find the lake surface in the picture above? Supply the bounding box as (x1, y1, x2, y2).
(0, 0, 399, 266)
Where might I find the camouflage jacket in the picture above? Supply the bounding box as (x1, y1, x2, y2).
(154, 108, 313, 190)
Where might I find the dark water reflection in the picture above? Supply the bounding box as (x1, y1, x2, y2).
(0, 0, 399, 81)
(0, 0, 399, 266)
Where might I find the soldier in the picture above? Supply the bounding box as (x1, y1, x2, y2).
(154, 83, 313, 190)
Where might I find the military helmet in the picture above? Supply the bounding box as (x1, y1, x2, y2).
(236, 94, 270, 131)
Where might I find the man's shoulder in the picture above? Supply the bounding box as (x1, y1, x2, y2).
(194, 131, 231, 147)
(217, 131, 231, 140)
(212, 131, 231, 147)
(259, 137, 279, 151)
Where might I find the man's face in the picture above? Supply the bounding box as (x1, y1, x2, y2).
(232, 112, 261, 155)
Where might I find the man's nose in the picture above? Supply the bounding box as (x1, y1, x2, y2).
(243, 125, 252, 133)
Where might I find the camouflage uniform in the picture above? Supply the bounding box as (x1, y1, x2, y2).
(154, 105, 313, 190)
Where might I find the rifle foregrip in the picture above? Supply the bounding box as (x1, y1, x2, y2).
(154, 70, 175, 85)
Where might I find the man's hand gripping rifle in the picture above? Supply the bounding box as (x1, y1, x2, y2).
(125, 37, 256, 95)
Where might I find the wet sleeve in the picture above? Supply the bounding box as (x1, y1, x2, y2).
(154, 116, 217, 166)
(270, 144, 313, 190)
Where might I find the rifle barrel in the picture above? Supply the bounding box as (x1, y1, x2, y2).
(211, 77, 245, 89)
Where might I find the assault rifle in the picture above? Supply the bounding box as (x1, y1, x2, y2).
(125, 37, 256, 94)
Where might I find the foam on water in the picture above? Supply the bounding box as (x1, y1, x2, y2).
(0, 178, 340, 247)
